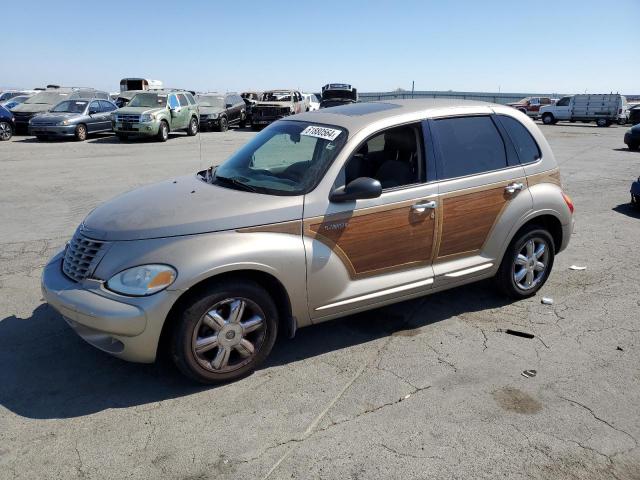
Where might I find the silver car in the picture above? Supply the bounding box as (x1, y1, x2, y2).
(29, 98, 118, 141)
(41, 99, 574, 383)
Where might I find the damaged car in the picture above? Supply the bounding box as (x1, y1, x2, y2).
(319, 83, 358, 109)
(250, 89, 305, 130)
(197, 93, 246, 131)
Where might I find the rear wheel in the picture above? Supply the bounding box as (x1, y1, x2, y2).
(496, 225, 555, 299)
(187, 116, 198, 136)
(0, 121, 13, 141)
(171, 280, 278, 384)
(75, 124, 87, 141)
(157, 120, 169, 142)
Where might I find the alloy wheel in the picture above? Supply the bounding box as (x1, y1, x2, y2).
(191, 298, 266, 373)
(513, 237, 549, 291)
(0, 122, 11, 141)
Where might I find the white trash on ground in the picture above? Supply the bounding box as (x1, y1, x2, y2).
(541, 297, 554, 305)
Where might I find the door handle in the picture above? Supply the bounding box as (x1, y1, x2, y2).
(505, 183, 524, 194)
(411, 200, 437, 213)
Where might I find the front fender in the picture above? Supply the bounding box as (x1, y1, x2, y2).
(92, 228, 309, 327)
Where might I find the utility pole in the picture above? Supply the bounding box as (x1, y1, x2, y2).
(411, 80, 415, 98)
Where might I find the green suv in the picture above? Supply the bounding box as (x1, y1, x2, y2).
(112, 90, 199, 141)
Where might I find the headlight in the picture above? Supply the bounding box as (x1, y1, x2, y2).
(210, 113, 218, 119)
(140, 113, 155, 122)
(59, 119, 71, 125)
(106, 264, 176, 296)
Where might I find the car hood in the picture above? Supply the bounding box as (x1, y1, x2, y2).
(82, 174, 303, 241)
(116, 106, 164, 115)
(31, 112, 81, 123)
(11, 103, 52, 114)
(199, 106, 224, 115)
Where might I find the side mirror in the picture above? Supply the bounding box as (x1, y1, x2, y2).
(330, 177, 382, 203)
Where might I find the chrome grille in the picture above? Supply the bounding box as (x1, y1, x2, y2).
(116, 114, 140, 122)
(62, 231, 106, 282)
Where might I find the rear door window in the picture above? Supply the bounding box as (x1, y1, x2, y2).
(496, 115, 541, 164)
(177, 94, 189, 107)
(431, 116, 508, 179)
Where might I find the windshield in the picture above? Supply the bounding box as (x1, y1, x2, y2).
(213, 121, 347, 195)
(197, 96, 224, 108)
(129, 93, 167, 108)
(262, 91, 292, 102)
(51, 100, 88, 113)
(25, 92, 68, 105)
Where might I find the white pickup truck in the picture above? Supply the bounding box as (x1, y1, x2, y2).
(539, 94, 628, 127)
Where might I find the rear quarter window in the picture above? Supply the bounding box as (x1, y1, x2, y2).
(431, 116, 508, 179)
(497, 115, 541, 164)
(185, 92, 196, 105)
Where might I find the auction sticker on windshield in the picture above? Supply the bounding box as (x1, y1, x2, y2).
(301, 125, 342, 141)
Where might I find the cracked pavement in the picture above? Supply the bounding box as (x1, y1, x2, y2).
(1, 124, 639, 479)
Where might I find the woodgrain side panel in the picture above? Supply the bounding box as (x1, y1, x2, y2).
(526, 168, 561, 187)
(237, 220, 302, 235)
(306, 203, 436, 277)
(437, 186, 508, 258)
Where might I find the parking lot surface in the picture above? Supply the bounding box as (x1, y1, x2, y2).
(1, 124, 639, 480)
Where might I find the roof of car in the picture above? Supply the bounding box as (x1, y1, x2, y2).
(290, 98, 502, 133)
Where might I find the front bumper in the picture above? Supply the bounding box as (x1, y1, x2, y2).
(41, 251, 179, 363)
(624, 131, 640, 146)
(29, 124, 76, 137)
(113, 120, 158, 136)
(200, 116, 220, 128)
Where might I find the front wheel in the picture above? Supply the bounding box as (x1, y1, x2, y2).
(596, 118, 609, 127)
(218, 116, 228, 132)
(496, 226, 555, 299)
(187, 117, 198, 136)
(0, 121, 13, 141)
(75, 124, 87, 141)
(171, 280, 278, 384)
(157, 121, 169, 142)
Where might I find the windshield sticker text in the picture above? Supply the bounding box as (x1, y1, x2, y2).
(301, 126, 342, 141)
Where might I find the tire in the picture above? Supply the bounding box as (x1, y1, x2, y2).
(171, 280, 279, 384)
(116, 133, 129, 141)
(618, 118, 627, 126)
(496, 225, 555, 299)
(0, 121, 12, 141)
(542, 113, 555, 125)
(596, 118, 608, 127)
(157, 120, 169, 142)
(632, 194, 640, 210)
(628, 142, 639, 151)
(187, 116, 198, 136)
(75, 124, 87, 141)
(218, 116, 228, 132)
(239, 114, 246, 129)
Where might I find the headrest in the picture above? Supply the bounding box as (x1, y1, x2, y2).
(384, 128, 415, 152)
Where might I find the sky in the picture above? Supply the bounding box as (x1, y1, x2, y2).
(3, 0, 639, 95)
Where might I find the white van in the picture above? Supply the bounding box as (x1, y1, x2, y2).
(540, 94, 627, 127)
(119, 78, 163, 93)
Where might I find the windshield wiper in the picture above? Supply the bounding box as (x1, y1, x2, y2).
(214, 174, 258, 193)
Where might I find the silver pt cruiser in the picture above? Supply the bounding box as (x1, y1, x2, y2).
(42, 100, 574, 383)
